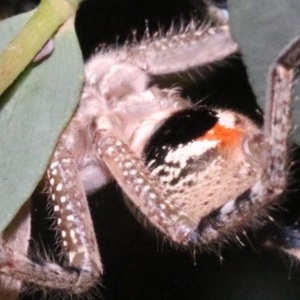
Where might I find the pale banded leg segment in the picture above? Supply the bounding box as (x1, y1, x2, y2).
(0, 150, 102, 293)
(44, 147, 102, 292)
(0, 201, 95, 293)
(189, 36, 300, 245)
(94, 120, 197, 245)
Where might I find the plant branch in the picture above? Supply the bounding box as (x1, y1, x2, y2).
(0, 0, 81, 96)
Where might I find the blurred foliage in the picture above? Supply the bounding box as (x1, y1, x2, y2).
(0, 1, 83, 231)
(228, 0, 300, 142)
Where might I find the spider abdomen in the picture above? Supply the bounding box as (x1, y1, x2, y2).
(143, 107, 264, 238)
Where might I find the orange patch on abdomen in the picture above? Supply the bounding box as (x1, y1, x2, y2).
(197, 123, 243, 151)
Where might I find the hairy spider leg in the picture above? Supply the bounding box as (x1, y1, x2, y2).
(0, 148, 102, 294)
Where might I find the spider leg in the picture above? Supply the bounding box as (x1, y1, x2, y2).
(264, 35, 300, 193)
(0, 200, 30, 299)
(0, 148, 102, 294)
(189, 35, 300, 246)
(94, 115, 197, 245)
(133, 25, 238, 76)
(85, 24, 238, 81)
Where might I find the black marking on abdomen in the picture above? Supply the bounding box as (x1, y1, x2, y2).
(144, 107, 218, 170)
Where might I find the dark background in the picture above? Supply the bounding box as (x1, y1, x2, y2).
(2, 0, 300, 299)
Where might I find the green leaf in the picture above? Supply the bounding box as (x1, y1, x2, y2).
(0, 0, 79, 96)
(0, 11, 84, 231)
(228, 0, 300, 142)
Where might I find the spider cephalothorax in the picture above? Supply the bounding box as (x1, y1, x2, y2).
(1, 2, 300, 298)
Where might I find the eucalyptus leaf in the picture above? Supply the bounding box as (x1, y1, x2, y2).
(0, 11, 84, 231)
(228, 0, 300, 143)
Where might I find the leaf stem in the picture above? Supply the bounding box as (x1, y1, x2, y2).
(0, 0, 81, 96)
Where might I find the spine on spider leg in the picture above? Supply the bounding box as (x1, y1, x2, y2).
(126, 24, 238, 75)
(264, 36, 300, 194)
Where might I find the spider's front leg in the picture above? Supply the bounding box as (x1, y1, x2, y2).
(45, 146, 103, 291)
(0, 147, 102, 294)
